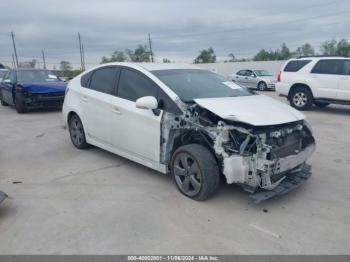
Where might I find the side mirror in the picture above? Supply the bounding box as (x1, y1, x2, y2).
(136, 96, 158, 110)
(250, 74, 256, 78)
(4, 79, 12, 84)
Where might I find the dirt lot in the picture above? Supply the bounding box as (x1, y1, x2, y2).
(0, 92, 349, 254)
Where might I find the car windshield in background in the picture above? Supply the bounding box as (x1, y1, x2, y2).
(254, 70, 272, 76)
(152, 69, 253, 102)
(17, 70, 60, 83)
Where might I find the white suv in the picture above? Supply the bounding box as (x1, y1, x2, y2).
(276, 57, 350, 110)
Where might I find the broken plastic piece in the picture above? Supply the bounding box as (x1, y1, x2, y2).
(0, 191, 8, 204)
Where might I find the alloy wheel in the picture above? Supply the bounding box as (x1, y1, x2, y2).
(173, 152, 202, 197)
(70, 117, 84, 146)
(293, 92, 307, 107)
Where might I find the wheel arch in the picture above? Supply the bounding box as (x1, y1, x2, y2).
(288, 83, 314, 100)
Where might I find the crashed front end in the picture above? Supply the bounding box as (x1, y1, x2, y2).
(212, 120, 315, 202)
(161, 101, 315, 202)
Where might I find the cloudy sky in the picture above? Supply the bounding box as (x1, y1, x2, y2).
(0, 0, 349, 69)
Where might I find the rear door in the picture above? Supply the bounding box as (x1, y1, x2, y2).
(337, 59, 350, 100)
(310, 59, 343, 99)
(81, 66, 119, 145)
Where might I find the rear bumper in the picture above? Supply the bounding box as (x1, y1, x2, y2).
(249, 164, 312, 203)
(0, 191, 7, 204)
(275, 82, 290, 96)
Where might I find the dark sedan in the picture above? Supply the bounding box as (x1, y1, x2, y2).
(0, 69, 66, 113)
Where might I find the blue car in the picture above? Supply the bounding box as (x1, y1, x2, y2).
(0, 69, 66, 113)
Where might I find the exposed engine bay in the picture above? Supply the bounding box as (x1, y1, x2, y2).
(160, 101, 315, 195)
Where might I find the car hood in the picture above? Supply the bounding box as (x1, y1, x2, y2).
(19, 82, 67, 93)
(193, 95, 305, 126)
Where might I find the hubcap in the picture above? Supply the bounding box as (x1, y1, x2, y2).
(173, 152, 202, 197)
(70, 118, 84, 146)
(293, 92, 307, 107)
(259, 83, 266, 90)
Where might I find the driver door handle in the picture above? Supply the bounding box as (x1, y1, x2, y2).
(112, 106, 121, 115)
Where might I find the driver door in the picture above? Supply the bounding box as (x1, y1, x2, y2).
(110, 68, 162, 164)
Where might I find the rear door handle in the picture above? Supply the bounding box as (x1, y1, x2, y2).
(112, 106, 121, 115)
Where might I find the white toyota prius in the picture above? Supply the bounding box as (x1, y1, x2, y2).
(63, 63, 315, 202)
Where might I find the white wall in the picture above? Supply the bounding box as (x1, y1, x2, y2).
(198, 60, 286, 78)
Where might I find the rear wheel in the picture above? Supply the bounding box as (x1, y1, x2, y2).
(289, 87, 313, 111)
(15, 93, 27, 113)
(68, 114, 89, 149)
(171, 144, 220, 201)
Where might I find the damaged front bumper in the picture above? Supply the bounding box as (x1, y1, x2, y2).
(0, 191, 8, 204)
(249, 164, 312, 203)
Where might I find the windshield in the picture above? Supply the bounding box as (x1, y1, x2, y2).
(254, 70, 272, 76)
(16, 70, 60, 83)
(152, 69, 253, 102)
(0, 71, 7, 79)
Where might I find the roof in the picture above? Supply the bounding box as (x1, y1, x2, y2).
(99, 62, 203, 72)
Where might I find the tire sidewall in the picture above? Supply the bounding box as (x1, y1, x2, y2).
(68, 114, 88, 149)
(15, 92, 26, 113)
(258, 81, 267, 91)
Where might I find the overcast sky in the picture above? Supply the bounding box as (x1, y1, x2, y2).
(0, 0, 349, 69)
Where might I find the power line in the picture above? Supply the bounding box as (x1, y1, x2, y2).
(41, 49, 46, 69)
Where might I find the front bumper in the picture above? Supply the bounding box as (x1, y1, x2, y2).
(249, 164, 312, 203)
(0, 191, 7, 204)
(267, 83, 276, 89)
(23, 92, 65, 108)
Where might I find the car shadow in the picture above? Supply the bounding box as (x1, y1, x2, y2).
(312, 104, 350, 116)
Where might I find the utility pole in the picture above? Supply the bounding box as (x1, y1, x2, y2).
(82, 44, 85, 71)
(11, 31, 19, 68)
(78, 33, 84, 71)
(41, 49, 46, 69)
(148, 33, 154, 62)
(11, 54, 16, 69)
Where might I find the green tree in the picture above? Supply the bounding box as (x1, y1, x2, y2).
(126, 45, 151, 62)
(336, 39, 350, 57)
(253, 49, 274, 61)
(59, 61, 72, 71)
(228, 53, 236, 62)
(320, 39, 337, 56)
(276, 43, 292, 60)
(294, 43, 315, 57)
(194, 47, 216, 63)
(101, 50, 128, 63)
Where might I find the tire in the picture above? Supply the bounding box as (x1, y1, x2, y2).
(15, 92, 27, 113)
(0, 90, 9, 106)
(257, 81, 267, 91)
(68, 114, 89, 149)
(171, 144, 220, 201)
(289, 86, 313, 111)
(314, 101, 330, 107)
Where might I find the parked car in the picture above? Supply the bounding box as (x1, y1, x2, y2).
(63, 63, 315, 202)
(0, 191, 7, 204)
(0, 69, 66, 113)
(0, 69, 8, 82)
(231, 69, 276, 91)
(276, 57, 350, 110)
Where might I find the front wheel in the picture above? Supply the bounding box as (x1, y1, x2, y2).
(15, 93, 27, 113)
(68, 114, 89, 149)
(171, 144, 220, 201)
(257, 82, 267, 91)
(289, 87, 313, 111)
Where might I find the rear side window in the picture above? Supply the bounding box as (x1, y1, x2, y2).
(237, 70, 246, 76)
(311, 60, 343, 75)
(89, 67, 118, 94)
(342, 60, 350, 75)
(117, 69, 157, 101)
(81, 71, 93, 88)
(284, 60, 311, 72)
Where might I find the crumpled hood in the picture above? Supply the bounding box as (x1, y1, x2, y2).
(19, 81, 66, 93)
(194, 95, 305, 126)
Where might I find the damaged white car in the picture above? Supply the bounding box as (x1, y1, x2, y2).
(63, 63, 315, 202)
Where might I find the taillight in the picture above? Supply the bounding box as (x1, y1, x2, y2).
(277, 71, 282, 82)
